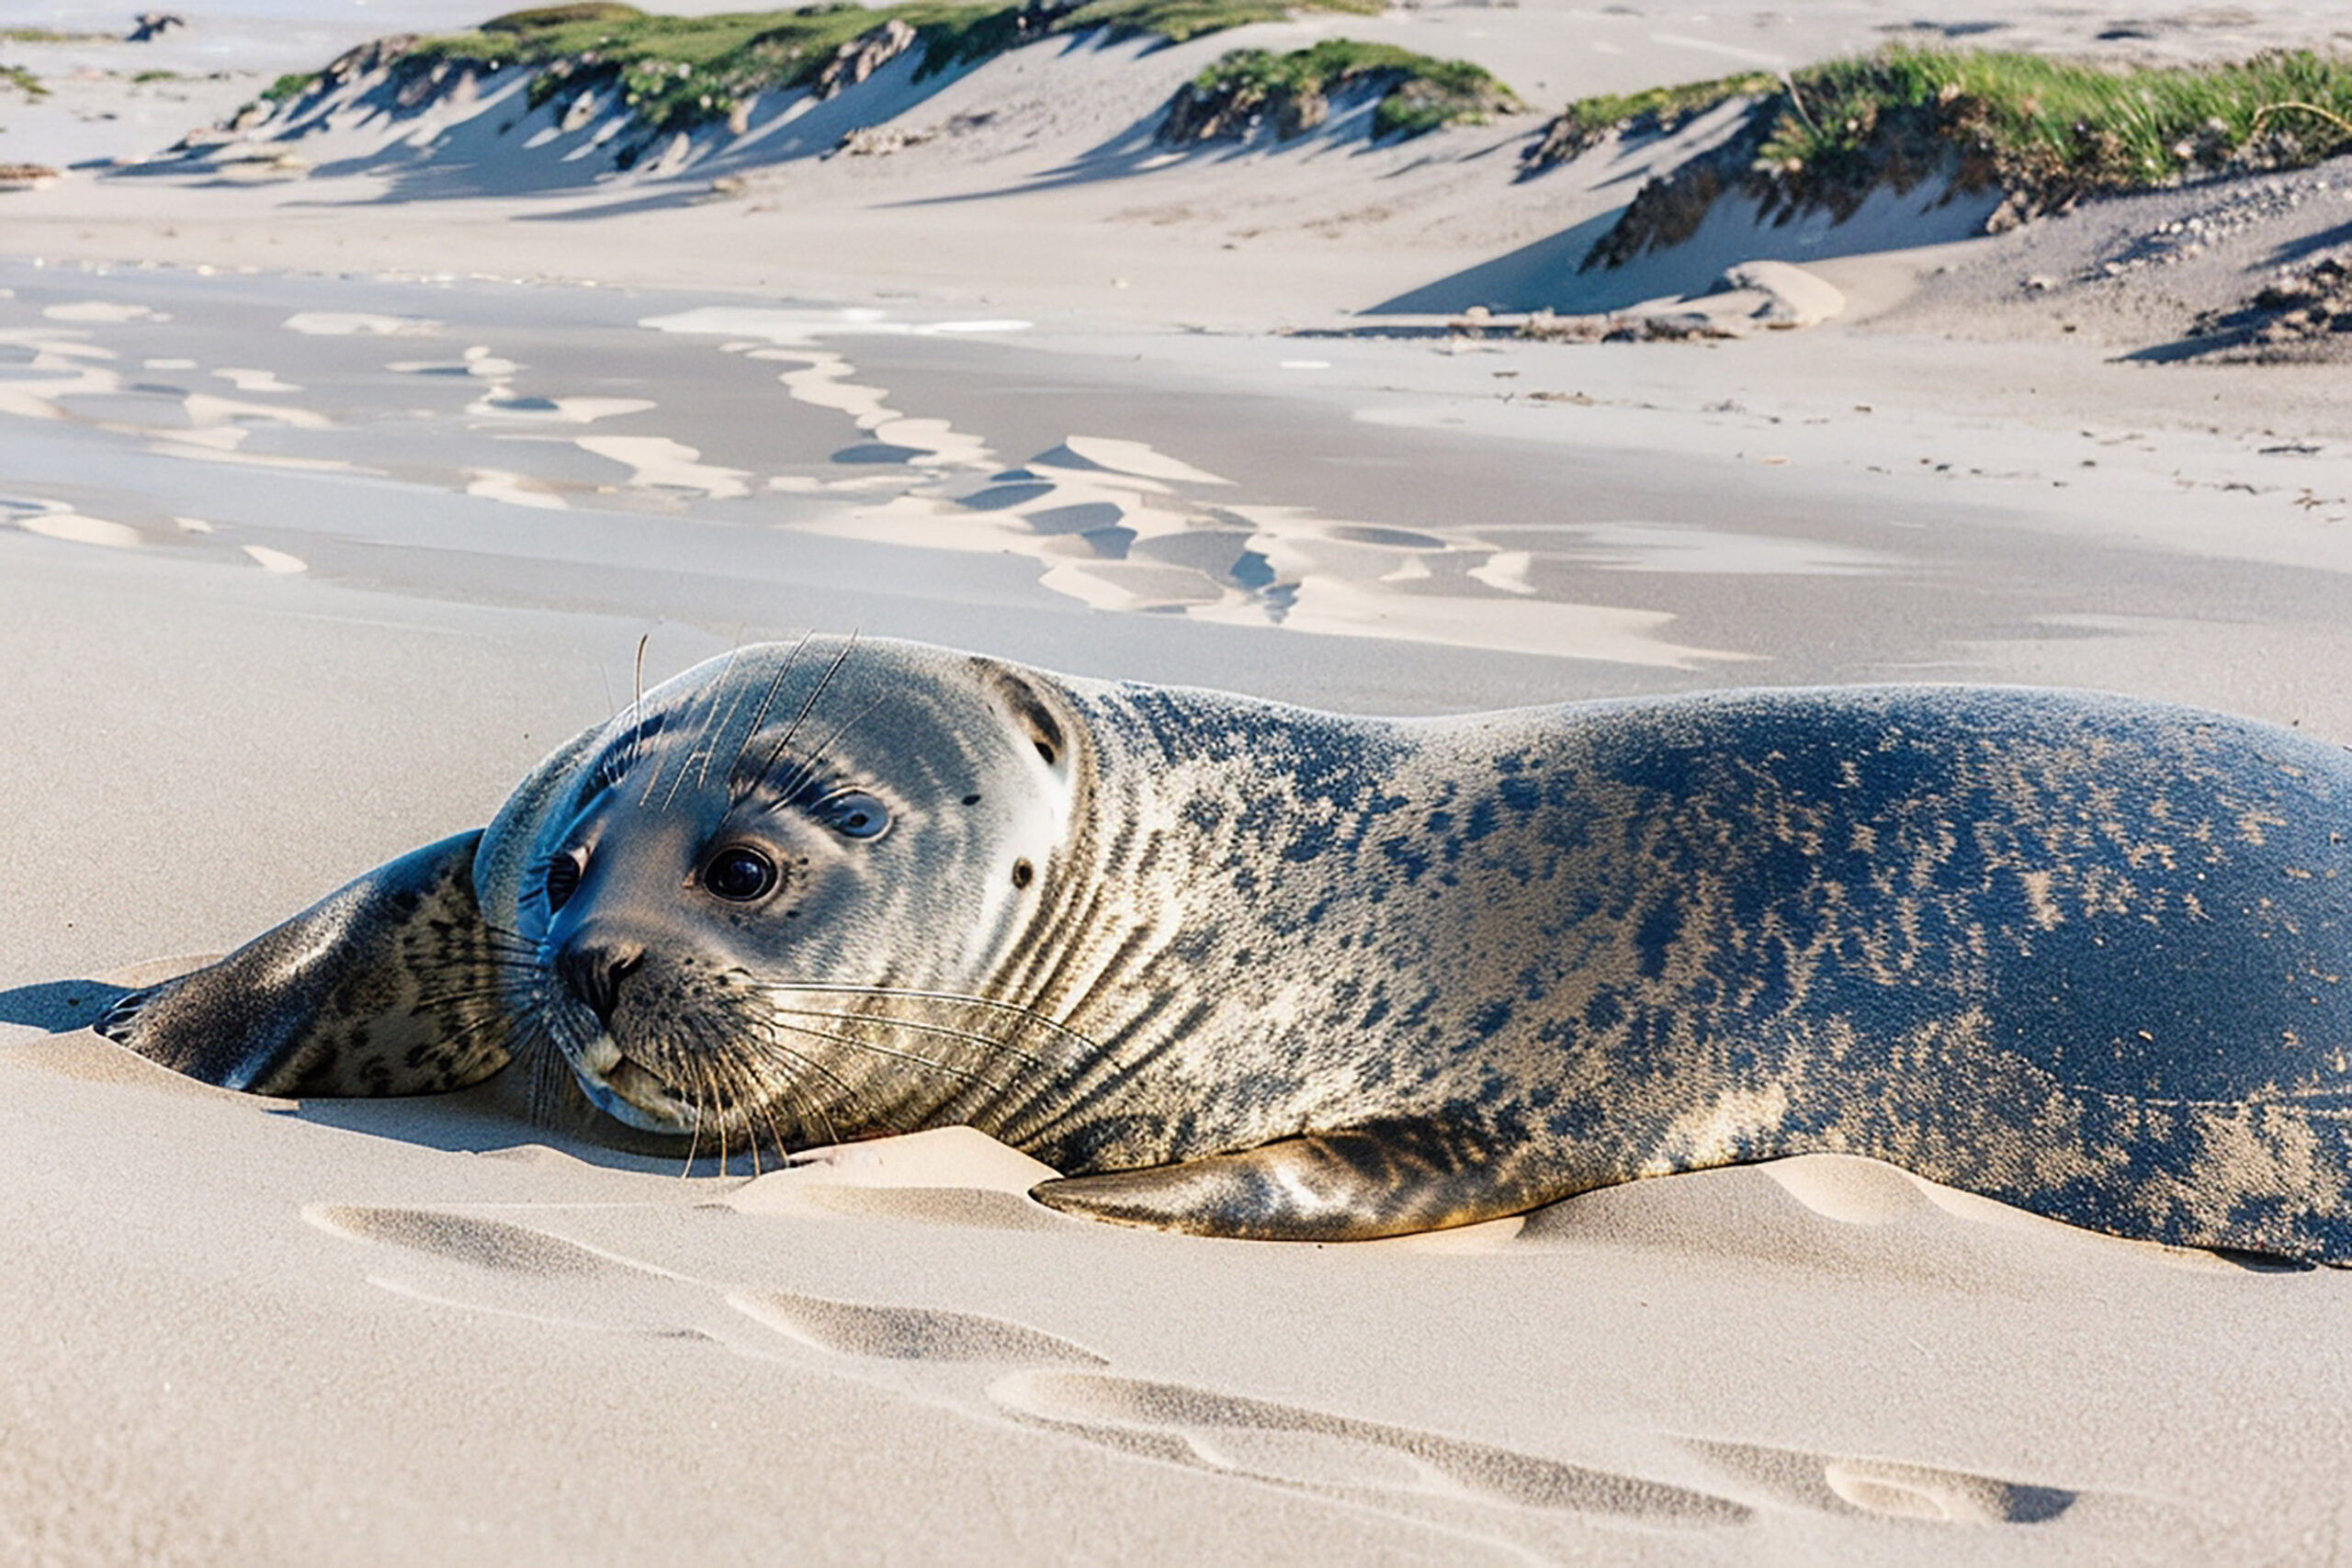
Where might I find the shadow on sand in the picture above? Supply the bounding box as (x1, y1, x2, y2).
(0, 975, 715, 1169)
(0, 977, 131, 1033)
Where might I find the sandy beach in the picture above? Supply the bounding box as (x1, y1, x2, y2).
(5, 1, 2352, 1562)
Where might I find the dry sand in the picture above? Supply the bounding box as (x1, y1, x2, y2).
(4, 2, 2352, 1562)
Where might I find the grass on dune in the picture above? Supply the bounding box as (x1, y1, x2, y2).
(1758, 47, 2352, 199)
(376, 0, 1395, 137)
(0, 26, 120, 44)
(1164, 38, 1522, 142)
(1542, 46, 2352, 267)
(1521, 71, 1777, 165)
(1065, 0, 1380, 43)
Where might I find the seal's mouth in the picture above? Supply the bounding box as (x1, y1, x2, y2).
(571, 1030, 697, 1132)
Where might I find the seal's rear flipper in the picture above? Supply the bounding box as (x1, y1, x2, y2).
(1028, 1122, 1527, 1241)
(98, 830, 517, 1099)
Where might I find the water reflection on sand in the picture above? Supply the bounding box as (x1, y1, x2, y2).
(0, 269, 1905, 667)
(646, 307, 1769, 668)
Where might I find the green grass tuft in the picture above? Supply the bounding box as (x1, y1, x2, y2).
(1163, 38, 1521, 143)
(1521, 71, 1775, 166)
(396, 1, 1405, 139)
(1061, 0, 1381, 44)
(1554, 47, 2352, 268)
(1758, 46, 2352, 198)
(262, 71, 318, 102)
(0, 26, 118, 44)
(483, 4, 647, 28)
(0, 63, 46, 100)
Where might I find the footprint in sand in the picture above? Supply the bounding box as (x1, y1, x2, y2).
(296, 1185, 2078, 1549)
(301, 1203, 739, 1339)
(303, 1205, 686, 1280)
(990, 1369, 1749, 1530)
(1687, 1438, 2075, 1526)
(303, 1199, 1100, 1369)
(729, 1289, 1103, 1365)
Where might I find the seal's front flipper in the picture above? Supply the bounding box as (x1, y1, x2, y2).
(98, 830, 517, 1099)
(1028, 1122, 1527, 1241)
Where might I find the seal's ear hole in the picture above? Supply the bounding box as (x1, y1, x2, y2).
(1012, 859, 1035, 889)
(979, 664, 1069, 775)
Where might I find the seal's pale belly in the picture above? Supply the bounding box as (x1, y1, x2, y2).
(102, 640, 2352, 1259)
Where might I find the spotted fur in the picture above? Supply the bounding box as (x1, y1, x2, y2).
(101, 640, 2352, 1260)
(101, 832, 518, 1098)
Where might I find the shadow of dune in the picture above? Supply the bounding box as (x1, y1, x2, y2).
(1364, 181, 2003, 317)
(1363, 214, 1624, 314)
(882, 72, 1433, 210)
(514, 187, 716, 221)
(2116, 332, 2246, 364)
(196, 44, 994, 208)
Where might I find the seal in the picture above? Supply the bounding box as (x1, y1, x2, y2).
(100, 636, 2352, 1260)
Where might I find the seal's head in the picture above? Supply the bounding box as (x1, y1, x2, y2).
(478, 637, 1085, 1154)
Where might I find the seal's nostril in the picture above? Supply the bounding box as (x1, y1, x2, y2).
(556, 939, 643, 1023)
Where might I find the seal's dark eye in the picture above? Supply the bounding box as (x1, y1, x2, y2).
(816, 790, 889, 840)
(703, 845, 779, 902)
(544, 851, 583, 913)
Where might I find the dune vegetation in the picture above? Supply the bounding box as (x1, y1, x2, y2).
(373, 0, 1395, 137)
(1160, 39, 1521, 142)
(1535, 47, 2352, 266)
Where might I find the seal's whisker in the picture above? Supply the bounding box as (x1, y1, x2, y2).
(405, 979, 528, 1011)
(622, 632, 652, 796)
(712, 1035, 782, 1175)
(414, 1009, 516, 1061)
(763, 693, 889, 815)
(677, 1051, 709, 1176)
(704, 1055, 735, 1177)
(755, 1100, 785, 1172)
(763, 1014, 1020, 1100)
(763, 1067, 837, 1153)
(737, 1025, 899, 1137)
(665, 642, 750, 810)
(693, 1018, 753, 1174)
(727, 1020, 866, 1121)
(760, 981, 1099, 1055)
(758, 1002, 1051, 1072)
(748, 634, 859, 806)
(706, 1024, 799, 1161)
(745, 1058, 800, 1164)
(724, 632, 814, 804)
(478, 918, 548, 951)
(690, 640, 763, 796)
(766, 1041, 844, 1151)
(522, 1020, 573, 1129)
